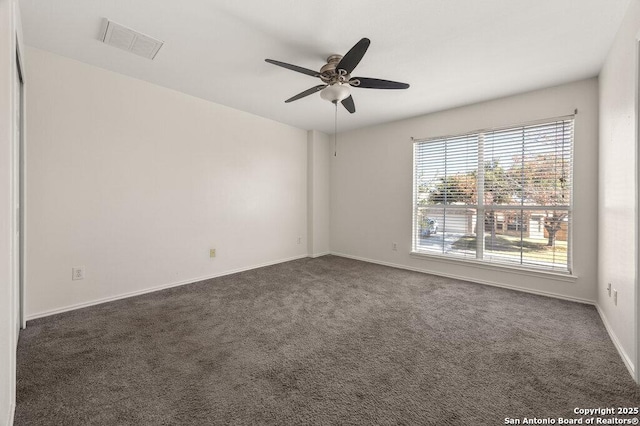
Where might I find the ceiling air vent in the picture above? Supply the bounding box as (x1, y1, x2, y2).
(101, 20, 163, 60)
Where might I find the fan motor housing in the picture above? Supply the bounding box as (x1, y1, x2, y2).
(320, 55, 350, 84)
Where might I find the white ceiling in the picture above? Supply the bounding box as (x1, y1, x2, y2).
(20, 0, 631, 134)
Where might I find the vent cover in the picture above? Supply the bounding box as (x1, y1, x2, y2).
(101, 20, 163, 60)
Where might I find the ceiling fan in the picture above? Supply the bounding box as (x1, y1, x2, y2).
(265, 38, 409, 114)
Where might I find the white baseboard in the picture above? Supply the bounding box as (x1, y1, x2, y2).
(308, 252, 330, 259)
(26, 254, 309, 321)
(6, 403, 15, 426)
(330, 252, 596, 305)
(595, 304, 636, 379)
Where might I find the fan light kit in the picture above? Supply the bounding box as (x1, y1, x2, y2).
(265, 38, 410, 114)
(320, 83, 351, 102)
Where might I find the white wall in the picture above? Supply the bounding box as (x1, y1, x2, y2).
(0, 0, 23, 423)
(25, 47, 309, 319)
(307, 130, 331, 257)
(598, 0, 640, 380)
(331, 78, 599, 303)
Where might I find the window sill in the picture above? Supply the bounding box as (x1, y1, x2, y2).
(409, 251, 578, 283)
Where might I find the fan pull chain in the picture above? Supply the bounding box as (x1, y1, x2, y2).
(334, 101, 338, 156)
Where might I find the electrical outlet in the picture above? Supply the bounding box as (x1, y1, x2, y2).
(613, 290, 617, 306)
(210, 249, 216, 258)
(72, 267, 85, 280)
(607, 283, 612, 297)
(392, 242, 398, 251)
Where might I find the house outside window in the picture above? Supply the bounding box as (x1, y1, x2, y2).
(412, 117, 574, 273)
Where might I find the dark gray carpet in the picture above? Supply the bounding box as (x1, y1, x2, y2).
(16, 256, 639, 425)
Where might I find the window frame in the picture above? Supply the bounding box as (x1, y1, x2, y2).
(411, 115, 575, 276)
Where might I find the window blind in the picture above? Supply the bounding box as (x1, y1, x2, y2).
(413, 118, 574, 273)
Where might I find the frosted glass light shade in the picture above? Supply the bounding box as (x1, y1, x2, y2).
(320, 83, 351, 102)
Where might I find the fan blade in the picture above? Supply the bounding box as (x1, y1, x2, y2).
(265, 59, 320, 77)
(336, 38, 370, 75)
(341, 95, 356, 114)
(351, 77, 410, 89)
(285, 85, 327, 103)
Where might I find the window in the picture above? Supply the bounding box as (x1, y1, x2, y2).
(412, 117, 573, 273)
